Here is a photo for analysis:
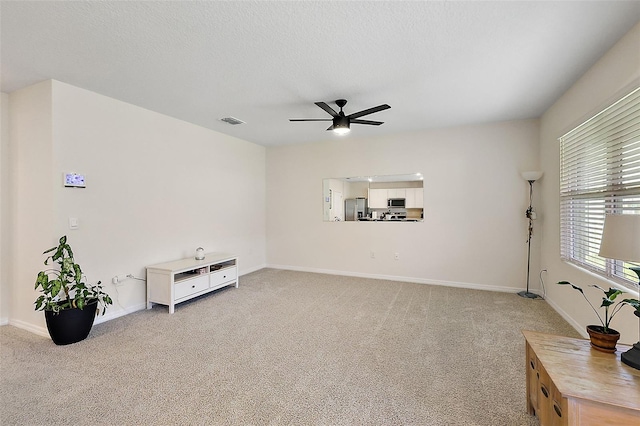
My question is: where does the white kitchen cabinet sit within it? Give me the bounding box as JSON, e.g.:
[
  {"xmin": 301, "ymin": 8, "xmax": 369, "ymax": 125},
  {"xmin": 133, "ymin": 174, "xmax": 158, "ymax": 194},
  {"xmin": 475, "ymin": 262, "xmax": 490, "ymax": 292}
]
[
  {"xmin": 405, "ymin": 188, "xmax": 424, "ymax": 208},
  {"xmin": 387, "ymin": 188, "xmax": 406, "ymax": 199},
  {"xmin": 369, "ymin": 187, "xmax": 423, "ymax": 209},
  {"xmin": 368, "ymin": 188, "xmax": 388, "ymax": 208},
  {"xmin": 146, "ymin": 252, "xmax": 238, "ymax": 314}
]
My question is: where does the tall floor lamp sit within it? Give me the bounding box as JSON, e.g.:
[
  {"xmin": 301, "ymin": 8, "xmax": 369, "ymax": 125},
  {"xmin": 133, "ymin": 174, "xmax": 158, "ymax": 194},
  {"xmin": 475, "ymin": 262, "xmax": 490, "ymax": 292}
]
[
  {"xmin": 518, "ymin": 171, "xmax": 543, "ymax": 299},
  {"xmin": 598, "ymin": 214, "xmax": 640, "ymax": 370}
]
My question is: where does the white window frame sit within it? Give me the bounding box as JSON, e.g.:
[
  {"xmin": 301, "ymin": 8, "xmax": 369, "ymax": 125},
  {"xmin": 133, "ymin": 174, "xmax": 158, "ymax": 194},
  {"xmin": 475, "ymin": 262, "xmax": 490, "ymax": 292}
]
[{"xmin": 559, "ymin": 87, "xmax": 640, "ymax": 290}]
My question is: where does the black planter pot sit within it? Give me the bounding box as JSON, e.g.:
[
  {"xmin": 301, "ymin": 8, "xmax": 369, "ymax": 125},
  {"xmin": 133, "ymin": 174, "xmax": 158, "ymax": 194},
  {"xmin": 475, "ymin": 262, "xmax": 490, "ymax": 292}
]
[{"xmin": 44, "ymin": 300, "xmax": 98, "ymax": 345}]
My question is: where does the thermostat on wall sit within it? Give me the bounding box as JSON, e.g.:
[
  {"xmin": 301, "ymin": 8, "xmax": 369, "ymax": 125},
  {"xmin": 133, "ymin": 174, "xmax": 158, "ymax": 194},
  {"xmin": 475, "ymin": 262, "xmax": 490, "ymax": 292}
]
[{"xmin": 63, "ymin": 173, "xmax": 86, "ymax": 188}]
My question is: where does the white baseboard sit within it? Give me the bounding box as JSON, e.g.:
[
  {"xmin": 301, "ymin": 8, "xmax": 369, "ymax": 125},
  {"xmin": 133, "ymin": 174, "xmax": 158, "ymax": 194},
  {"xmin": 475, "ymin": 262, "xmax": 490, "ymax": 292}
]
[
  {"xmin": 241, "ymin": 263, "xmax": 267, "ymax": 276},
  {"xmin": 8, "ymin": 318, "xmax": 49, "ymax": 338},
  {"xmin": 543, "ymin": 296, "xmax": 589, "ymax": 339},
  {"xmin": 94, "ymin": 302, "xmax": 147, "ymax": 325},
  {"xmin": 266, "ymin": 264, "xmax": 525, "ymax": 294},
  {"xmin": 0, "ymin": 317, "xmax": 8, "ymax": 326}
]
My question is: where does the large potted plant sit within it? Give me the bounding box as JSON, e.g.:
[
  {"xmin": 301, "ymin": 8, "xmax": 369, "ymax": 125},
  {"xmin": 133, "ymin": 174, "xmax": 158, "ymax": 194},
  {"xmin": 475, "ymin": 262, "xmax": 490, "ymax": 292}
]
[
  {"xmin": 557, "ymin": 281, "xmax": 637, "ymax": 352},
  {"xmin": 34, "ymin": 236, "xmax": 112, "ymax": 345}
]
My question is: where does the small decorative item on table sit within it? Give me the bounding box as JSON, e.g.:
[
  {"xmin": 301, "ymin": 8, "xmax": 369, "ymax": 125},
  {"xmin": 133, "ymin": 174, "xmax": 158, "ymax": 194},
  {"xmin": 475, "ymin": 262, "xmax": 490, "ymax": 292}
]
[{"xmin": 195, "ymin": 247, "xmax": 205, "ymax": 260}]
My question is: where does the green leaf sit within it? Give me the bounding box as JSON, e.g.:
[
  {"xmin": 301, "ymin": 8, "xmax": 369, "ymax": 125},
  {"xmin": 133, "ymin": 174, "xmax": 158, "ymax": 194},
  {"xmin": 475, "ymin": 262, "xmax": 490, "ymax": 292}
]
[
  {"xmin": 62, "ymin": 258, "xmax": 72, "ymax": 274},
  {"xmin": 50, "ymin": 279, "xmax": 62, "ymax": 297},
  {"xmin": 35, "ymin": 271, "xmax": 48, "ymax": 289},
  {"xmin": 604, "ymin": 287, "xmax": 623, "ymax": 300},
  {"xmin": 600, "ymin": 298, "xmax": 614, "ymax": 308},
  {"xmin": 623, "ymin": 299, "xmax": 640, "ymax": 310},
  {"xmin": 34, "ymin": 296, "xmax": 44, "ymax": 311},
  {"xmin": 42, "ymin": 246, "xmax": 56, "ymax": 255},
  {"xmin": 558, "ymin": 281, "xmax": 584, "ymax": 293},
  {"xmin": 52, "ymin": 246, "xmax": 63, "ymax": 262},
  {"xmin": 74, "ymin": 264, "xmax": 82, "ymax": 284}
]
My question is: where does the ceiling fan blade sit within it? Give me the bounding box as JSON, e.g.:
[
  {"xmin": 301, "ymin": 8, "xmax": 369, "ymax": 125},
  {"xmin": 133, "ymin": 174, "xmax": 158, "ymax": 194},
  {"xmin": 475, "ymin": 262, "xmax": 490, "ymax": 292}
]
[
  {"xmin": 289, "ymin": 118, "xmax": 333, "ymax": 122},
  {"xmin": 347, "ymin": 104, "xmax": 391, "ymax": 119},
  {"xmin": 351, "ymin": 119, "xmax": 384, "ymax": 126},
  {"xmin": 315, "ymin": 102, "xmax": 339, "ymax": 117}
]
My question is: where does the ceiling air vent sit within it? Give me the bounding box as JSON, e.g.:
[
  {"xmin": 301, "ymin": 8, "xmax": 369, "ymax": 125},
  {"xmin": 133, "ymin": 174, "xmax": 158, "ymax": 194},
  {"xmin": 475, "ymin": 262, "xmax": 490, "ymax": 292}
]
[{"xmin": 219, "ymin": 116, "xmax": 245, "ymax": 125}]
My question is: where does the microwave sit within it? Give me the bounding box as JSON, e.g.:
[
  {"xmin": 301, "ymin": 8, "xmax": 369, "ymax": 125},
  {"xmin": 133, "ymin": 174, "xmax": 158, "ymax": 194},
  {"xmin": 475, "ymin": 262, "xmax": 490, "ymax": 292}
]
[{"xmin": 388, "ymin": 198, "xmax": 406, "ymax": 208}]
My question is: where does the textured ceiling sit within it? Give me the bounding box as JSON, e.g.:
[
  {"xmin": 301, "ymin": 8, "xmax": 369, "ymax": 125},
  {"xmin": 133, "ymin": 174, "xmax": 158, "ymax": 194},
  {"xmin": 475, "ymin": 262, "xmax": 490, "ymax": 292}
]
[{"xmin": 1, "ymin": 1, "xmax": 639, "ymax": 146}]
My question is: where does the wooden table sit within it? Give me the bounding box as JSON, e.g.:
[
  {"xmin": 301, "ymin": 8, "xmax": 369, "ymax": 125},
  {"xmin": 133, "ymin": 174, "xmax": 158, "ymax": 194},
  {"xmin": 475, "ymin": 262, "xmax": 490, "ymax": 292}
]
[{"xmin": 522, "ymin": 330, "xmax": 640, "ymax": 425}]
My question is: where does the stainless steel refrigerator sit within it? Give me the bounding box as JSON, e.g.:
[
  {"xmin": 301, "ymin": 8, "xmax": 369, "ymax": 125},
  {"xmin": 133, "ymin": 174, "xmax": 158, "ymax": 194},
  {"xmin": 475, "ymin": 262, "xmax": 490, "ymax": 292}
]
[{"xmin": 345, "ymin": 198, "xmax": 368, "ymax": 221}]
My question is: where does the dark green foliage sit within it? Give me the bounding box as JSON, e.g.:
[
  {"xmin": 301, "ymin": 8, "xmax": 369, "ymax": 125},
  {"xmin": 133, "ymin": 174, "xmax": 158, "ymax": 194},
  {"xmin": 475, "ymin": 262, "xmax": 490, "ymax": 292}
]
[{"xmin": 34, "ymin": 236, "xmax": 112, "ymax": 315}]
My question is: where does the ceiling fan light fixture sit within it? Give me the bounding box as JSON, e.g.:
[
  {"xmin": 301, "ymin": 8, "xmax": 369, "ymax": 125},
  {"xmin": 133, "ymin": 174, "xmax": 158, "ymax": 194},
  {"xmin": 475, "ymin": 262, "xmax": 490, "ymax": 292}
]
[
  {"xmin": 290, "ymin": 98, "xmax": 389, "ymax": 135},
  {"xmin": 333, "ymin": 125, "xmax": 350, "ymax": 135},
  {"xmin": 333, "ymin": 116, "xmax": 350, "ymax": 135}
]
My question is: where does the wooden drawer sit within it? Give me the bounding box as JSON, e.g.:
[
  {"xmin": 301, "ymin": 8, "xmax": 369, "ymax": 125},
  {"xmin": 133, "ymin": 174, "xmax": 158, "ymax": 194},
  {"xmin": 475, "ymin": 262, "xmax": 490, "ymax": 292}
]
[
  {"xmin": 537, "ymin": 363, "xmax": 567, "ymax": 426},
  {"xmin": 526, "ymin": 343, "xmax": 539, "ymax": 414},
  {"xmin": 174, "ymin": 274, "xmax": 209, "ymax": 300},
  {"xmin": 210, "ymin": 267, "xmax": 237, "ymax": 287},
  {"xmin": 549, "ymin": 382, "xmax": 567, "ymax": 426}
]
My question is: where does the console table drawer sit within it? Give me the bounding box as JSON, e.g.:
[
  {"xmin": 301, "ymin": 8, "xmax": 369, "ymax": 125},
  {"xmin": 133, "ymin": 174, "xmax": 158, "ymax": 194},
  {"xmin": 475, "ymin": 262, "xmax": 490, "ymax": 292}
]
[
  {"xmin": 211, "ymin": 267, "xmax": 237, "ymax": 287},
  {"xmin": 175, "ymin": 275, "xmax": 209, "ymax": 300}
]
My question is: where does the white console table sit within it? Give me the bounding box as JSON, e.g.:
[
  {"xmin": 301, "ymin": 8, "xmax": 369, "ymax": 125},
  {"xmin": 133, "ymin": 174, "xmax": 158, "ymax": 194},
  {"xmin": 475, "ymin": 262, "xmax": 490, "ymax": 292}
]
[{"xmin": 146, "ymin": 252, "xmax": 238, "ymax": 313}]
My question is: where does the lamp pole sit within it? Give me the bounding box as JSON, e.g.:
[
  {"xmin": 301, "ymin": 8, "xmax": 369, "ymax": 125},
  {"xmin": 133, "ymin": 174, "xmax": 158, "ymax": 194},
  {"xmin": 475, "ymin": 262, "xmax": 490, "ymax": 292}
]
[
  {"xmin": 518, "ymin": 179, "xmax": 540, "ymax": 299},
  {"xmin": 518, "ymin": 171, "xmax": 543, "ymax": 299}
]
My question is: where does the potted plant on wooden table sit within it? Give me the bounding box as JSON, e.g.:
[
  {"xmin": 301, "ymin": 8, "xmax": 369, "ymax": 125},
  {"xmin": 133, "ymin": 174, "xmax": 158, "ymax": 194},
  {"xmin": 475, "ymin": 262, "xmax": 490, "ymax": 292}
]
[
  {"xmin": 557, "ymin": 281, "xmax": 637, "ymax": 353},
  {"xmin": 34, "ymin": 236, "xmax": 112, "ymax": 345}
]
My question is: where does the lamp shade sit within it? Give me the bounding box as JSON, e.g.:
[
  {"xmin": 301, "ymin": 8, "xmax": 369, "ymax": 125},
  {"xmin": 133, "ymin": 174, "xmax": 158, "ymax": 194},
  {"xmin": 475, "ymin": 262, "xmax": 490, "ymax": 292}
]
[
  {"xmin": 599, "ymin": 214, "xmax": 640, "ymax": 262},
  {"xmin": 521, "ymin": 171, "xmax": 543, "ymax": 182}
]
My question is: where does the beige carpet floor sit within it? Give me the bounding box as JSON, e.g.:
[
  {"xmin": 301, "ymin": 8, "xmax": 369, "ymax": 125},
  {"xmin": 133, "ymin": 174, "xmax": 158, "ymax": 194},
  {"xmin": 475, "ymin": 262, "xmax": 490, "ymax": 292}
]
[{"xmin": 1, "ymin": 268, "xmax": 580, "ymax": 425}]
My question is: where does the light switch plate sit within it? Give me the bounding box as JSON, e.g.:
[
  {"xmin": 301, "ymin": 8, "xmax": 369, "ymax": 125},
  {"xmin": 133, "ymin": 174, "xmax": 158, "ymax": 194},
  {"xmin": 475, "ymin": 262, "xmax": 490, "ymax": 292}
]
[{"xmin": 68, "ymin": 217, "xmax": 79, "ymax": 230}]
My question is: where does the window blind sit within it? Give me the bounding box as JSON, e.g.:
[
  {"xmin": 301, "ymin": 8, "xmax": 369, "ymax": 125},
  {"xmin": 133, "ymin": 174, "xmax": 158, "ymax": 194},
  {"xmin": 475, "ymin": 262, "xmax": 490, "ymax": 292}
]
[{"xmin": 559, "ymin": 87, "xmax": 640, "ymax": 288}]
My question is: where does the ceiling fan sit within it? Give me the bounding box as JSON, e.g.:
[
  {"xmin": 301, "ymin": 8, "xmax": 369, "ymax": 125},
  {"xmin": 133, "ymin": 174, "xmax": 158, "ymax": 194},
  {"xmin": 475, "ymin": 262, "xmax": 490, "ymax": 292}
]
[{"xmin": 290, "ymin": 99, "xmax": 391, "ymax": 135}]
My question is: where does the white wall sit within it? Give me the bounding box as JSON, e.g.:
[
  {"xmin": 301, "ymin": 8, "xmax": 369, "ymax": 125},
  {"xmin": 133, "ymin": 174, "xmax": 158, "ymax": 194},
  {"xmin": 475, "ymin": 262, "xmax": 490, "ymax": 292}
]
[
  {"xmin": 7, "ymin": 81, "xmax": 54, "ymax": 332},
  {"xmin": 539, "ymin": 22, "xmax": 640, "ymax": 345},
  {"xmin": 7, "ymin": 80, "xmax": 266, "ymax": 334},
  {"xmin": 0, "ymin": 92, "xmax": 10, "ymax": 324},
  {"xmin": 267, "ymin": 119, "xmax": 541, "ymax": 292}
]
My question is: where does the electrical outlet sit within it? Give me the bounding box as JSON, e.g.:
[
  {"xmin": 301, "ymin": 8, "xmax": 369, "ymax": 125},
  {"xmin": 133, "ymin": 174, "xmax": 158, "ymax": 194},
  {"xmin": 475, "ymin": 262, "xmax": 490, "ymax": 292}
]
[
  {"xmin": 394, "ymin": 252, "xmax": 400, "ymax": 260},
  {"xmin": 370, "ymin": 251, "xmax": 375, "ymax": 259}
]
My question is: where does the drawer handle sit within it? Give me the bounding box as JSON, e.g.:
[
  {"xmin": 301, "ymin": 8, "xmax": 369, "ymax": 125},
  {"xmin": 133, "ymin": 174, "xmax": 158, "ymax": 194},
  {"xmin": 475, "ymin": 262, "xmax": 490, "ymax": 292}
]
[
  {"xmin": 540, "ymin": 385, "xmax": 549, "ymax": 398},
  {"xmin": 191, "ymin": 285, "xmax": 195, "ymax": 289},
  {"xmin": 223, "ymin": 275, "xmax": 226, "ymax": 278},
  {"xmin": 530, "ymin": 360, "xmax": 535, "ymax": 370},
  {"xmin": 553, "ymin": 403, "xmax": 562, "ymax": 417}
]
